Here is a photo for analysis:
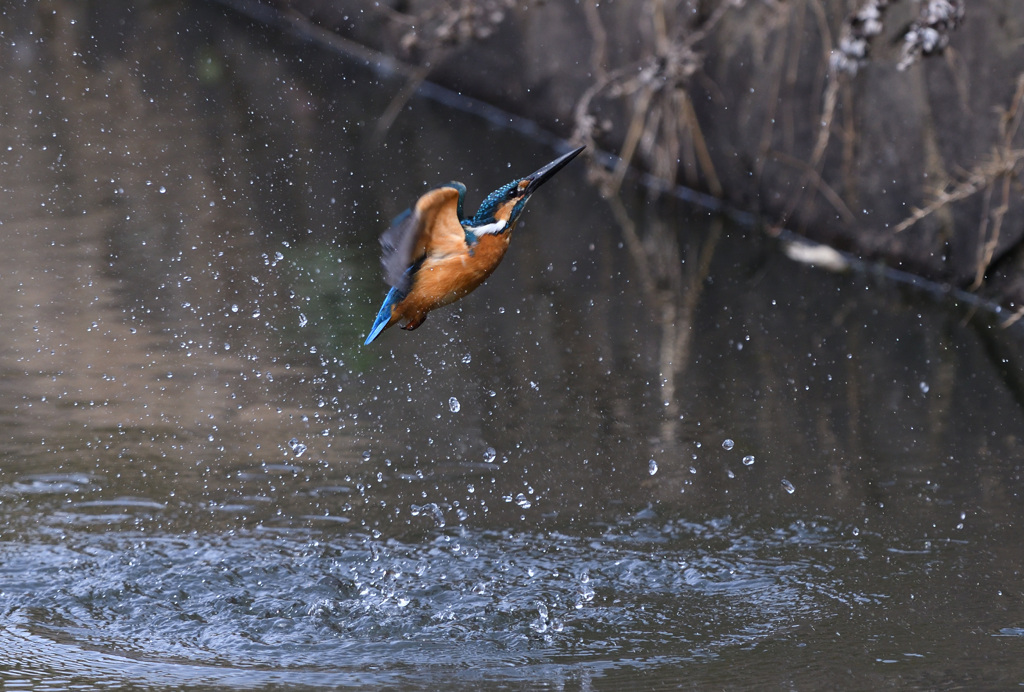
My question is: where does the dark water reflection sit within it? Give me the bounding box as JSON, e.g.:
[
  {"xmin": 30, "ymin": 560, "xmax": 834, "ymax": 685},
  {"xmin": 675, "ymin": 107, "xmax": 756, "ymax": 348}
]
[{"xmin": 2, "ymin": 2, "xmax": 1024, "ymax": 689}]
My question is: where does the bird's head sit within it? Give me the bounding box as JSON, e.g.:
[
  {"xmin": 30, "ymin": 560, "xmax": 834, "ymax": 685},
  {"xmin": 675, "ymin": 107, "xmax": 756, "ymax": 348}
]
[{"xmin": 464, "ymin": 146, "xmax": 585, "ymax": 238}]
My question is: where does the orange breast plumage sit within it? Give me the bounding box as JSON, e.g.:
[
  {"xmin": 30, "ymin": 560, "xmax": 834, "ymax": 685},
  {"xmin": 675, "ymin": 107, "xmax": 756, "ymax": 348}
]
[{"xmin": 391, "ymin": 233, "xmax": 512, "ymax": 330}]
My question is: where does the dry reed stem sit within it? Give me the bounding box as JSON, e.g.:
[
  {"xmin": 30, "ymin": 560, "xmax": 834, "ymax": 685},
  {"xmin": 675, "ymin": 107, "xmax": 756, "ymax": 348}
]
[
  {"xmin": 1001, "ymin": 305, "xmax": 1024, "ymax": 328},
  {"xmin": 772, "ymin": 0, "xmax": 840, "ymax": 232},
  {"xmin": 890, "ymin": 151, "xmax": 1024, "ymax": 235},
  {"xmin": 574, "ymin": 0, "xmax": 741, "ymax": 198},
  {"xmin": 373, "ymin": 0, "xmax": 523, "ymax": 140},
  {"xmin": 969, "ymin": 74, "xmax": 1024, "ymax": 289},
  {"xmin": 770, "ymin": 150, "xmax": 857, "ymax": 225}
]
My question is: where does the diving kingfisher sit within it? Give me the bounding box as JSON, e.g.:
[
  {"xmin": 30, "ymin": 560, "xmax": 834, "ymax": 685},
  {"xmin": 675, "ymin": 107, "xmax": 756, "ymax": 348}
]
[{"xmin": 364, "ymin": 145, "xmax": 585, "ymax": 344}]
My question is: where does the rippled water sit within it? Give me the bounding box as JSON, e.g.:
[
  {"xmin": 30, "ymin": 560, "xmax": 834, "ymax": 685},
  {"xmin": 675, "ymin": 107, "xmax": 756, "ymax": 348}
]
[
  {"xmin": 3, "ymin": 2, "xmax": 1024, "ymax": 689},
  {"xmin": 1, "ymin": 518, "xmax": 867, "ymax": 686}
]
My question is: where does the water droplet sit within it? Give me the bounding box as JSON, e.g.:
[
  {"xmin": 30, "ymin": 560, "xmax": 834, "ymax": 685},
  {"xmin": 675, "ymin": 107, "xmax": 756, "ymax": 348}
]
[
  {"xmin": 448, "ymin": 397, "xmax": 461, "ymax": 413},
  {"xmin": 742, "ymin": 455, "xmax": 755, "ymax": 466},
  {"xmin": 919, "ymin": 381, "xmax": 930, "ymax": 394},
  {"xmin": 781, "ymin": 478, "xmax": 795, "ymax": 494},
  {"xmin": 483, "ymin": 447, "xmax": 497, "ymax": 463},
  {"xmin": 411, "ymin": 502, "xmax": 445, "ymax": 527},
  {"xmin": 726, "ymin": 469, "xmax": 735, "ymax": 479},
  {"xmin": 515, "ymin": 493, "xmax": 532, "ymax": 509},
  {"xmin": 288, "ymin": 438, "xmax": 307, "ymax": 457},
  {"xmin": 722, "ymin": 438, "xmax": 735, "ymax": 450},
  {"xmin": 461, "ymin": 353, "xmax": 472, "ymax": 364},
  {"xmin": 298, "ymin": 313, "xmax": 308, "ymax": 327},
  {"xmin": 576, "ymin": 570, "xmax": 595, "ymax": 606},
  {"xmin": 648, "ymin": 459, "xmax": 658, "ymax": 475},
  {"xmin": 531, "ymin": 602, "xmax": 549, "ymax": 632}
]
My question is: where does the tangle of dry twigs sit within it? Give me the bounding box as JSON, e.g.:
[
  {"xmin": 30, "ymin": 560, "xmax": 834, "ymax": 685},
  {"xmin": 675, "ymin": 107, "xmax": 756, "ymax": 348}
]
[
  {"xmin": 893, "ymin": 73, "xmax": 1024, "ymax": 294},
  {"xmin": 572, "ymin": 0, "xmax": 743, "ymax": 198}
]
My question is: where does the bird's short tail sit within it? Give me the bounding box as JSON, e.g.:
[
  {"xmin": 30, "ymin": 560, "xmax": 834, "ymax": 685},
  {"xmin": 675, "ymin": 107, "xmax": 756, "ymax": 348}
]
[{"xmin": 364, "ymin": 286, "xmax": 404, "ymax": 345}]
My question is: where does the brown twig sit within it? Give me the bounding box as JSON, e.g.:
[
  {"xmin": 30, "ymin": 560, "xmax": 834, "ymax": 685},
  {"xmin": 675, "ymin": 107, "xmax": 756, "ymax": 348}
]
[
  {"xmin": 573, "ymin": 0, "xmax": 741, "ymax": 198},
  {"xmin": 374, "ymin": 0, "xmax": 523, "ymax": 141},
  {"xmin": 769, "ymin": 150, "xmax": 858, "ymax": 225},
  {"xmin": 893, "ymin": 144, "xmax": 1024, "ymax": 236}
]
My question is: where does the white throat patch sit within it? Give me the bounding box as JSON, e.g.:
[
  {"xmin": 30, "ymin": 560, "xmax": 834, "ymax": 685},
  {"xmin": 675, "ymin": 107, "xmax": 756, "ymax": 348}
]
[{"xmin": 469, "ymin": 219, "xmax": 508, "ymax": 236}]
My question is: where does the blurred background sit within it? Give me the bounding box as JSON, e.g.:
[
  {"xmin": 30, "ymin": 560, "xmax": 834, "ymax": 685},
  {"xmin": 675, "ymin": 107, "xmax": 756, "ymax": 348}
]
[
  {"xmin": 256, "ymin": 0, "xmax": 1024, "ymax": 309},
  {"xmin": 2, "ymin": 1, "xmax": 1024, "ymax": 689}
]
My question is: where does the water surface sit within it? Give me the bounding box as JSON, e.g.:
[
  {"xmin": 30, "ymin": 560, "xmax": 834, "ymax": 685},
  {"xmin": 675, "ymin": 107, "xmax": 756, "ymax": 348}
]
[{"xmin": 2, "ymin": 2, "xmax": 1024, "ymax": 689}]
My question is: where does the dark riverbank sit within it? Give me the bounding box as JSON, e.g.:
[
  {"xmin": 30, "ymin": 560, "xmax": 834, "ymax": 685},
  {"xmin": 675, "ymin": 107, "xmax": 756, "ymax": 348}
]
[{"xmin": 220, "ymin": 0, "xmax": 1024, "ymax": 316}]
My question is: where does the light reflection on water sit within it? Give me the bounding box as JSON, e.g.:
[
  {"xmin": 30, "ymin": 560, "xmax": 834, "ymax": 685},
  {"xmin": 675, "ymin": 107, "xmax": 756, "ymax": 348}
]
[{"xmin": 2, "ymin": 1, "xmax": 1024, "ymax": 689}]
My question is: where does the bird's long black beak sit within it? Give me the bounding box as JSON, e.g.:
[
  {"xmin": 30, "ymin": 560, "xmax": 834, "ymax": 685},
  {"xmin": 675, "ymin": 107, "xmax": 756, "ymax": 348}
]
[{"xmin": 523, "ymin": 145, "xmax": 585, "ymax": 195}]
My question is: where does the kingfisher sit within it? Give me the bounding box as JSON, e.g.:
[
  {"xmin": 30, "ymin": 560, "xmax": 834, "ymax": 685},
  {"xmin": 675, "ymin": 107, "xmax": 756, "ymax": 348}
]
[{"xmin": 364, "ymin": 145, "xmax": 585, "ymax": 345}]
